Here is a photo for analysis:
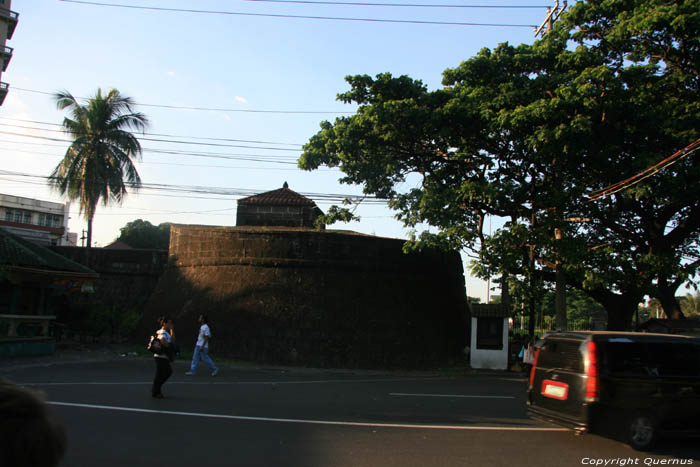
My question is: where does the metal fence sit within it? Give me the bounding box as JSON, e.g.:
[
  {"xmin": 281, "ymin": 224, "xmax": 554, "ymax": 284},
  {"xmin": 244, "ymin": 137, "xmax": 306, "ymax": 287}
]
[{"xmin": 511, "ymin": 316, "xmax": 596, "ymax": 335}]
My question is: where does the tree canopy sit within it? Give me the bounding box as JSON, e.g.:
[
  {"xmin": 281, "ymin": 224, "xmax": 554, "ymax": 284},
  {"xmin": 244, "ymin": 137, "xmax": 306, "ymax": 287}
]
[
  {"xmin": 50, "ymin": 88, "xmax": 149, "ymax": 248},
  {"xmin": 116, "ymin": 219, "xmax": 171, "ymax": 250},
  {"xmin": 299, "ymin": 0, "xmax": 700, "ymax": 330}
]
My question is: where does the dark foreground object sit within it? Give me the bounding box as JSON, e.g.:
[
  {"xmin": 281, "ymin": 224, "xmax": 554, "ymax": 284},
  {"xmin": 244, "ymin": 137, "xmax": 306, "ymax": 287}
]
[{"xmin": 527, "ymin": 331, "xmax": 700, "ymax": 450}]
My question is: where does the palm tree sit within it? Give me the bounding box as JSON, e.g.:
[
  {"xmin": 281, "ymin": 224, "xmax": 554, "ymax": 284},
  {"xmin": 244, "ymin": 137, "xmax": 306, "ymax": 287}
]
[
  {"xmin": 679, "ymin": 292, "xmax": 700, "ymax": 318},
  {"xmin": 50, "ymin": 88, "xmax": 149, "ymax": 248}
]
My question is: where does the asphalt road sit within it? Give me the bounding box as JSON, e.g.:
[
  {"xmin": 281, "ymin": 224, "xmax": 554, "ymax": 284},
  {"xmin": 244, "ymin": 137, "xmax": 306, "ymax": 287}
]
[{"xmin": 2, "ymin": 353, "xmax": 699, "ymax": 467}]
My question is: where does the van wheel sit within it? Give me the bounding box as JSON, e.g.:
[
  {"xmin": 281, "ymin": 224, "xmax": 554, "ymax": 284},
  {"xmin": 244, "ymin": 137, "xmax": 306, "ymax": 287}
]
[{"xmin": 627, "ymin": 413, "xmax": 657, "ymax": 451}]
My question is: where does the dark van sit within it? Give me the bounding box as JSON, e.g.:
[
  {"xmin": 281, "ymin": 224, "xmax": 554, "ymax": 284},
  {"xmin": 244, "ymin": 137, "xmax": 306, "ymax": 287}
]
[{"xmin": 526, "ymin": 331, "xmax": 700, "ymax": 450}]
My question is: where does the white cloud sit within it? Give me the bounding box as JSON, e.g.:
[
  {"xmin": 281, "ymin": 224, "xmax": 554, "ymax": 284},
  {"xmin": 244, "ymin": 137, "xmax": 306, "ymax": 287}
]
[
  {"xmin": 235, "ymin": 96, "xmax": 248, "ymax": 104},
  {"xmin": 166, "ymin": 71, "xmax": 176, "ymax": 77}
]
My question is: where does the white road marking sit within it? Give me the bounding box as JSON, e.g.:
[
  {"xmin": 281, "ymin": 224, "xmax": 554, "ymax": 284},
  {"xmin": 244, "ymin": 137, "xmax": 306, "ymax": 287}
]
[
  {"xmin": 390, "ymin": 393, "xmax": 516, "ymax": 399},
  {"xmin": 22, "ymin": 377, "xmax": 444, "ymax": 386},
  {"xmin": 46, "ymin": 401, "xmax": 566, "ymax": 431}
]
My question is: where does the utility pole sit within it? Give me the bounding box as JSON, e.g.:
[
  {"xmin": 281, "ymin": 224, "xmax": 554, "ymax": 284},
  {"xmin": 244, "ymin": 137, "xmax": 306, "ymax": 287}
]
[
  {"xmin": 486, "ymin": 215, "xmax": 492, "ymax": 303},
  {"xmin": 535, "ymin": 1, "xmax": 568, "ymax": 329},
  {"xmin": 554, "ymin": 227, "xmax": 566, "ymax": 331},
  {"xmin": 534, "ymin": 1, "xmax": 567, "ymax": 38},
  {"xmin": 528, "ymin": 207, "xmax": 537, "ymax": 340}
]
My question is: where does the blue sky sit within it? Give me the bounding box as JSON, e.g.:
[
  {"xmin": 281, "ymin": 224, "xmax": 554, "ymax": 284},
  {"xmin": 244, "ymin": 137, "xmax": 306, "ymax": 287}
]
[{"xmin": 1, "ymin": 0, "xmax": 554, "ymax": 301}]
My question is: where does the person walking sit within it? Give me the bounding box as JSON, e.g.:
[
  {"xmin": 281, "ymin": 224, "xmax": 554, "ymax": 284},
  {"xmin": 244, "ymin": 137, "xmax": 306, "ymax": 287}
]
[
  {"xmin": 185, "ymin": 315, "xmax": 218, "ymax": 376},
  {"xmin": 152, "ymin": 316, "xmax": 174, "ymax": 398}
]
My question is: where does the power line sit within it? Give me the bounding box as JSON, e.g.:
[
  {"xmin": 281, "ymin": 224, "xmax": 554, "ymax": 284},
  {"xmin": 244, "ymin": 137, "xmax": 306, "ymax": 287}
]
[
  {"xmin": 0, "ymin": 117, "xmax": 304, "ymax": 147},
  {"xmin": 12, "ymin": 87, "xmax": 353, "ymax": 115},
  {"xmin": 0, "ymin": 138, "xmax": 301, "ymax": 165},
  {"xmin": 587, "ymin": 138, "xmax": 700, "ymax": 201},
  {"xmin": 58, "ymin": 0, "xmax": 537, "ymax": 28},
  {"xmin": 245, "ymin": 0, "xmax": 550, "ymax": 8},
  {"xmin": 0, "ymin": 129, "xmax": 302, "ymax": 154},
  {"xmin": 0, "ymin": 145, "xmax": 321, "ymax": 171},
  {"xmin": 0, "ymin": 169, "xmax": 389, "ymax": 204}
]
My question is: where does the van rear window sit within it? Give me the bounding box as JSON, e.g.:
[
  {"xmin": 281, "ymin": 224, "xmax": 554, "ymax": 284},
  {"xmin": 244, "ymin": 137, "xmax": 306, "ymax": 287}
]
[
  {"xmin": 605, "ymin": 343, "xmax": 649, "ymax": 376},
  {"xmin": 649, "ymin": 343, "xmax": 700, "ymax": 377},
  {"xmin": 537, "ymin": 340, "xmax": 584, "ymax": 372},
  {"xmin": 605, "ymin": 342, "xmax": 700, "ymax": 377}
]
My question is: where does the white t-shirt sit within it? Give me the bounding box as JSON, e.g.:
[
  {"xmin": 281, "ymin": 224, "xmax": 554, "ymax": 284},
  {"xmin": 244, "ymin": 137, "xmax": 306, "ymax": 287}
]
[
  {"xmin": 196, "ymin": 324, "xmax": 211, "ymax": 349},
  {"xmin": 155, "ymin": 329, "xmax": 171, "ymax": 359}
]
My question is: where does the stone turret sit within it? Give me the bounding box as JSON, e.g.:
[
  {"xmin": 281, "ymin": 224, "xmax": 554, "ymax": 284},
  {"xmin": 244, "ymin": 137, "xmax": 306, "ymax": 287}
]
[{"xmin": 236, "ymin": 182, "xmax": 324, "ymax": 228}]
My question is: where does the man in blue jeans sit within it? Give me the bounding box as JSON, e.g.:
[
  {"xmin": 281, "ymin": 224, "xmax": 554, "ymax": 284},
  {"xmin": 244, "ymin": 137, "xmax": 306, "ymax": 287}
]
[{"xmin": 185, "ymin": 314, "xmax": 219, "ymax": 376}]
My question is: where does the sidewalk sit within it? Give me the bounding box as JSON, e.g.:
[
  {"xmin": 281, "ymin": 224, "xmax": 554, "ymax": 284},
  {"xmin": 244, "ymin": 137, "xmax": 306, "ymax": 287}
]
[
  {"xmin": 0, "ymin": 342, "xmax": 136, "ymax": 372},
  {"xmin": 0, "ymin": 341, "xmax": 524, "ymax": 380}
]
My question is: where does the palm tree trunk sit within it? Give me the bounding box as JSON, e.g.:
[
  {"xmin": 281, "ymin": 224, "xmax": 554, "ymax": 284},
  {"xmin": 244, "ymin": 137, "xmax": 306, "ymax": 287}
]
[{"xmin": 86, "ymin": 214, "xmax": 94, "ymax": 249}]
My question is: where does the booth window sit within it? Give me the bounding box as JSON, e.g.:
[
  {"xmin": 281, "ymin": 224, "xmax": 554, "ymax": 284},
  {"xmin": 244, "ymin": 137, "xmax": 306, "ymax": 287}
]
[{"xmin": 476, "ymin": 317, "xmax": 503, "ymax": 350}]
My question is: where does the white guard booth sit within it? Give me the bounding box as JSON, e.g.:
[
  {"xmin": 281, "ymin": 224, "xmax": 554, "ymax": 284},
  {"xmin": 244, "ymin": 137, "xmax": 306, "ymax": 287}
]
[{"xmin": 469, "ymin": 304, "xmax": 509, "ymax": 370}]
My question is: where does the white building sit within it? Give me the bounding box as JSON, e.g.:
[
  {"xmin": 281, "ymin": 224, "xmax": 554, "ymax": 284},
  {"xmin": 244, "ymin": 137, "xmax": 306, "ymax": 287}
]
[
  {"xmin": 0, "ymin": 0, "xmax": 18, "ymax": 105},
  {"xmin": 0, "ymin": 194, "xmax": 76, "ymax": 246},
  {"xmin": 469, "ymin": 303, "xmax": 509, "ymax": 370}
]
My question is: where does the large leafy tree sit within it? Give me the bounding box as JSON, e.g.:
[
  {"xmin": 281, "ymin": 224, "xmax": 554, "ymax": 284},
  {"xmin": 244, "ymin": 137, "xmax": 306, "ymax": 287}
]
[
  {"xmin": 50, "ymin": 88, "xmax": 149, "ymax": 248},
  {"xmin": 299, "ymin": 0, "xmax": 700, "ymax": 330},
  {"xmin": 117, "ymin": 219, "xmax": 171, "ymax": 250}
]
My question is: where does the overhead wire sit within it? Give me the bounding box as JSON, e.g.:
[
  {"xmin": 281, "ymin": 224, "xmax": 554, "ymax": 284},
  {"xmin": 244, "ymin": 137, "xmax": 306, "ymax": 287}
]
[
  {"xmin": 0, "ymin": 142, "xmax": 303, "ymax": 168},
  {"xmin": 11, "ymin": 87, "xmax": 353, "ymax": 115},
  {"xmin": 587, "ymin": 138, "xmax": 700, "ymax": 201},
  {"xmin": 0, "ymin": 117, "xmax": 321, "ymax": 167},
  {"xmin": 244, "ymin": 0, "xmax": 550, "ymax": 8},
  {"xmin": 0, "ymin": 141, "xmax": 301, "ymax": 166},
  {"xmin": 0, "ymin": 145, "xmax": 321, "ymax": 171},
  {"xmin": 57, "ymin": 0, "xmax": 538, "ymax": 28},
  {"xmin": 0, "ymin": 169, "xmax": 389, "ymax": 204},
  {"xmin": 0, "ymin": 128, "xmax": 302, "ymax": 152},
  {"xmin": 0, "ymin": 118, "xmax": 304, "ymax": 147}
]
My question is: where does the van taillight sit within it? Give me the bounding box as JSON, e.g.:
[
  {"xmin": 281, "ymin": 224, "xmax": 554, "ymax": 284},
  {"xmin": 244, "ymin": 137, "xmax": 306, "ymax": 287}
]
[
  {"xmin": 529, "ymin": 347, "xmax": 541, "ymax": 387},
  {"xmin": 585, "ymin": 341, "xmax": 599, "ymax": 399}
]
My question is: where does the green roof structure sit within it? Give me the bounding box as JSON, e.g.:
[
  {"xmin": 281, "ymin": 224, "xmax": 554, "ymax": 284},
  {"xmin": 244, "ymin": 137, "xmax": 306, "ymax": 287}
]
[{"xmin": 0, "ymin": 228, "xmax": 96, "ymax": 277}]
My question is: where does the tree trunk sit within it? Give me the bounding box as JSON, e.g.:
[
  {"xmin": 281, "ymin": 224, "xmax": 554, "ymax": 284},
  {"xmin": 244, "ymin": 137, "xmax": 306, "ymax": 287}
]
[
  {"xmin": 657, "ymin": 284, "xmax": 685, "ymax": 320},
  {"xmin": 658, "ymin": 289, "xmax": 685, "ymax": 319},
  {"xmin": 555, "ymin": 262, "xmax": 567, "ymax": 330},
  {"xmin": 588, "ymin": 290, "xmax": 642, "ymax": 331},
  {"xmin": 605, "ymin": 302, "xmax": 637, "ymax": 330}
]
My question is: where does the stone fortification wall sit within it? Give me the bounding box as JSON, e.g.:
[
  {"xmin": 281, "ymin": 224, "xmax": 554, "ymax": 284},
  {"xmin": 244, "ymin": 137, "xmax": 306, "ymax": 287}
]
[
  {"xmin": 141, "ymin": 225, "xmax": 468, "ymax": 369},
  {"xmin": 51, "ymin": 247, "xmax": 168, "ymax": 277},
  {"xmin": 50, "ymin": 246, "xmax": 168, "ymax": 339}
]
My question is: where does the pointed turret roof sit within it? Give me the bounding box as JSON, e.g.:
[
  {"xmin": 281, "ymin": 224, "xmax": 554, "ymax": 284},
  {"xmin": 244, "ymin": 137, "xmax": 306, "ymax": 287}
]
[{"xmin": 237, "ymin": 182, "xmax": 318, "ymax": 207}]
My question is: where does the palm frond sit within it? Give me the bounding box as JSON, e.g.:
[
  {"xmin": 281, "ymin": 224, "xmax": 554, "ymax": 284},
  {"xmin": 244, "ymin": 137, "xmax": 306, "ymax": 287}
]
[{"xmin": 49, "ymin": 88, "xmax": 149, "ymax": 231}]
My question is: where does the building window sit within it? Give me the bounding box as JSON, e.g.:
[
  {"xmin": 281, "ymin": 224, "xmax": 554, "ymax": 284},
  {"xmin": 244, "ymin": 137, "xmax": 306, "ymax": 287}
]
[
  {"xmin": 53, "ymin": 216, "xmax": 62, "ymax": 227},
  {"xmin": 14, "ymin": 211, "xmax": 22, "ymax": 223},
  {"xmin": 23, "ymin": 212, "xmax": 32, "ymax": 224},
  {"xmin": 4, "ymin": 209, "xmax": 11, "ymax": 221},
  {"xmin": 476, "ymin": 317, "xmax": 504, "ymax": 350}
]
